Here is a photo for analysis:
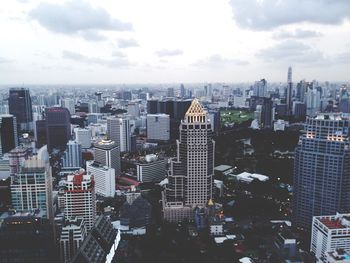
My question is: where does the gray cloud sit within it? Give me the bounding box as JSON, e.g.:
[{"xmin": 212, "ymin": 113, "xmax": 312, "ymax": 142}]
[
  {"xmin": 230, "ymin": 0, "xmax": 350, "ymax": 30},
  {"xmin": 156, "ymin": 49, "xmax": 183, "ymax": 57},
  {"xmin": 194, "ymin": 54, "xmax": 249, "ymax": 68},
  {"xmin": 256, "ymin": 40, "xmax": 327, "ymax": 64},
  {"xmin": 273, "ymin": 29, "xmax": 323, "ymax": 40},
  {"xmin": 29, "ymin": 1, "xmax": 133, "ymax": 40},
  {"xmin": 117, "ymin": 38, "xmax": 139, "ymax": 48},
  {"xmin": 334, "ymin": 52, "xmax": 350, "ymax": 64},
  {"xmin": 62, "ymin": 50, "xmax": 130, "ymax": 68}
]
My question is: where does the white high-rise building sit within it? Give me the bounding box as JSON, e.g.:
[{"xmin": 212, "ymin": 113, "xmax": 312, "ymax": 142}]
[
  {"xmin": 163, "ymin": 99, "xmax": 215, "ymax": 222},
  {"xmin": 93, "ymin": 139, "xmax": 120, "ymax": 176},
  {"xmin": 127, "ymin": 102, "xmax": 140, "ymax": 117},
  {"xmin": 86, "ymin": 160, "xmax": 115, "ymax": 197},
  {"xmin": 60, "ymin": 217, "xmax": 87, "ymax": 263},
  {"xmin": 62, "ymin": 140, "xmax": 82, "ymax": 168},
  {"xmin": 61, "ymin": 98, "xmax": 76, "ymax": 115},
  {"xmin": 147, "ymin": 114, "xmax": 170, "ymax": 141},
  {"xmin": 74, "ymin": 127, "xmax": 92, "ymax": 149},
  {"xmin": 63, "ymin": 170, "xmax": 96, "ymax": 231},
  {"xmin": 311, "ymin": 213, "xmax": 350, "ymax": 263},
  {"xmin": 107, "ymin": 116, "xmax": 131, "ymax": 152}
]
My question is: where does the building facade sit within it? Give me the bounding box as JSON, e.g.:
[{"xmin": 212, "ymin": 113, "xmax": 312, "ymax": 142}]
[
  {"xmin": 8, "ymin": 88, "xmax": 33, "ymax": 130},
  {"xmin": 292, "ymin": 113, "xmax": 350, "ymax": 229},
  {"xmin": 63, "ymin": 170, "xmax": 96, "ymax": 231},
  {"xmin": 147, "ymin": 114, "xmax": 170, "ymax": 141},
  {"xmin": 136, "ymin": 154, "xmax": 166, "ymax": 183},
  {"xmin": 62, "ymin": 140, "xmax": 82, "ymax": 169},
  {"xmin": 0, "ymin": 114, "xmax": 18, "ymax": 156},
  {"xmin": 74, "ymin": 128, "xmax": 91, "ymax": 149}
]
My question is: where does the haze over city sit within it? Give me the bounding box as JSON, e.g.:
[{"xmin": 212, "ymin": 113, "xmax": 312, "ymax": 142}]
[{"xmin": 1, "ymin": 0, "xmax": 350, "ymax": 84}]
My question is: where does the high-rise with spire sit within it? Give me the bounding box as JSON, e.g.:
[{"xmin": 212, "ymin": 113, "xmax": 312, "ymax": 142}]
[{"xmin": 162, "ymin": 99, "xmax": 215, "ymax": 222}]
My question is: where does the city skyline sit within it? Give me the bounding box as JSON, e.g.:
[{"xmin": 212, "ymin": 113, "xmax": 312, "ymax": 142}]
[{"xmin": 1, "ymin": 0, "xmax": 350, "ymax": 84}]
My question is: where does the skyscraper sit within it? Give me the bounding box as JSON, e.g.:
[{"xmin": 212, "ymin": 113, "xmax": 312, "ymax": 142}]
[
  {"xmin": 253, "ymin": 79, "xmax": 267, "ymax": 98},
  {"xmin": 147, "ymin": 114, "xmax": 170, "ymax": 141},
  {"xmin": 0, "ymin": 114, "xmax": 18, "ymax": 156},
  {"xmin": 61, "ymin": 98, "xmax": 76, "ymax": 115},
  {"xmin": 8, "ymin": 88, "xmax": 33, "ymax": 130},
  {"xmin": 107, "ymin": 116, "xmax": 131, "ymax": 152},
  {"xmin": 8, "ymin": 146, "xmax": 31, "ymax": 176},
  {"xmin": 286, "ymin": 66, "xmax": 293, "ymax": 116},
  {"xmin": 292, "ymin": 113, "xmax": 350, "ymax": 229},
  {"xmin": 11, "ymin": 157, "xmax": 53, "ymax": 220},
  {"xmin": 86, "ymin": 160, "xmax": 115, "ymax": 197},
  {"xmin": 46, "ymin": 107, "xmax": 71, "ymax": 153},
  {"xmin": 74, "ymin": 127, "xmax": 92, "ymax": 149},
  {"xmin": 163, "ymin": 99, "xmax": 215, "ymax": 222},
  {"xmin": 94, "ymin": 139, "xmax": 121, "ymax": 176},
  {"xmin": 61, "ymin": 140, "xmax": 82, "ymax": 169},
  {"xmin": 63, "ymin": 170, "xmax": 96, "ymax": 231}
]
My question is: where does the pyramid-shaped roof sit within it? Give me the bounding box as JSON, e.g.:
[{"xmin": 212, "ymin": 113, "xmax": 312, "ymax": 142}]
[{"xmin": 185, "ymin": 98, "xmax": 205, "ymax": 117}]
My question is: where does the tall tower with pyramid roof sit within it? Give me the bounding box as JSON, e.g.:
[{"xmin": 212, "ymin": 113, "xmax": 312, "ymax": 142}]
[{"xmin": 163, "ymin": 99, "xmax": 215, "ymax": 222}]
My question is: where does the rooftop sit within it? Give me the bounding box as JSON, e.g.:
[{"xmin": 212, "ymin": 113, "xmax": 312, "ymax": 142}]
[{"xmin": 316, "ymin": 213, "xmax": 350, "ymax": 229}]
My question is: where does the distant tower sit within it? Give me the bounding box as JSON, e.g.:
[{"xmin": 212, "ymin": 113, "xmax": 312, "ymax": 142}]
[
  {"xmin": 61, "ymin": 98, "xmax": 76, "ymax": 115},
  {"xmin": 286, "ymin": 66, "xmax": 293, "ymax": 115},
  {"xmin": 107, "ymin": 116, "xmax": 131, "ymax": 152},
  {"xmin": 8, "ymin": 88, "xmax": 33, "ymax": 131},
  {"xmin": 61, "ymin": 140, "xmax": 82, "ymax": 169},
  {"xmin": 292, "ymin": 113, "xmax": 350, "ymax": 229},
  {"xmin": 63, "ymin": 170, "xmax": 96, "ymax": 231},
  {"xmin": 163, "ymin": 99, "xmax": 215, "ymax": 222},
  {"xmin": 46, "ymin": 107, "xmax": 71, "ymax": 153},
  {"xmin": 0, "ymin": 114, "xmax": 18, "ymax": 156}
]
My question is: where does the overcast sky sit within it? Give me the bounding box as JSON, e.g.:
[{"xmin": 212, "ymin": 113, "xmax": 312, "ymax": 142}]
[{"xmin": 1, "ymin": 0, "xmax": 350, "ymax": 84}]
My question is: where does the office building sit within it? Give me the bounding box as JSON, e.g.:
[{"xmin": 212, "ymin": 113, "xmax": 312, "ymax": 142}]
[
  {"xmin": 61, "ymin": 140, "xmax": 82, "ymax": 169},
  {"xmin": 8, "ymin": 88, "xmax": 33, "ymax": 130},
  {"xmin": 86, "ymin": 160, "xmax": 115, "ymax": 197},
  {"xmin": 8, "ymin": 146, "xmax": 31, "ymax": 176},
  {"xmin": 147, "ymin": 114, "xmax": 170, "ymax": 141},
  {"xmin": 292, "ymin": 113, "xmax": 350, "ymax": 229},
  {"xmin": 167, "ymin": 87, "xmax": 175, "ymax": 97},
  {"xmin": 293, "ymin": 101, "xmax": 307, "ymax": 120},
  {"xmin": 253, "ymin": 79, "xmax": 267, "ymax": 97},
  {"xmin": 0, "ymin": 114, "xmax": 18, "ymax": 156},
  {"xmin": 311, "ymin": 213, "xmax": 350, "ymax": 262},
  {"xmin": 127, "ymin": 102, "xmax": 140, "ymax": 117},
  {"xmin": 163, "ymin": 99, "xmax": 215, "ymax": 222},
  {"xmin": 35, "ymin": 119, "xmax": 47, "ymax": 148},
  {"xmin": 63, "ymin": 170, "xmax": 96, "ymax": 231},
  {"xmin": 94, "ymin": 139, "xmax": 120, "ymax": 176},
  {"xmin": 74, "ymin": 128, "xmax": 91, "ymax": 149},
  {"xmin": 11, "ymin": 157, "xmax": 53, "ymax": 220},
  {"xmin": 61, "ymin": 98, "xmax": 76, "ymax": 115},
  {"xmin": 249, "ymin": 96, "xmax": 274, "ymax": 128},
  {"xmin": 46, "ymin": 107, "xmax": 71, "ymax": 153},
  {"xmin": 136, "ymin": 154, "xmax": 166, "ymax": 183},
  {"xmin": 107, "ymin": 116, "xmax": 131, "ymax": 152},
  {"xmin": 60, "ymin": 217, "xmax": 87, "ymax": 263}
]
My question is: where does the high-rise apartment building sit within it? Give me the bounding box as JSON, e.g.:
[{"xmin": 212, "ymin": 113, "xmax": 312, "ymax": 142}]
[
  {"xmin": 93, "ymin": 139, "xmax": 120, "ymax": 176},
  {"xmin": 292, "ymin": 113, "xmax": 350, "ymax": 230},
  {"xmin": 63, "ymin": 170, "xmax": 96, "ymax": 231},
  {"xmin": 163, "ymin": 99, "xmax": 215, "ymax": 222},
  {"xmin": 46, "ymin": 107, "xmax": 71, "ymax": 153},
  {"xmin": 147, "ymin": 114, "xmax": 170, "ymax": 141},
  {"xmin": 8, "ymin": 88, "xmax": 33, "ymax": 130},
  {"xmin": 62, "ymin": 140, "xmax": 82, "ymax": 169},
  {"xmin": 86, "ymin": 161, "xmax": 115, "ymax": 198},
  {"xmin": 11, "ymin": 157, "xmax": 53, "ymax": 220},
  {"xmin": 0, "ymin": 114, "xmax": 18, "ymax": 156}
]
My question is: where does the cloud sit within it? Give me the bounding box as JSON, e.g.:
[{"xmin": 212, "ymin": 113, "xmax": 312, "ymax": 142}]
[
  {"xmin": 273, "ymin": 29, "xmax": 323, "ymax": 40},
  {"xmin": 156, "ymin": 49, "xmax": 183, "ymax": 57},
  {"xmin": 29, "ymin": 1, "xmax": 133, "ymax": 40},
  {"xmin": 0, "ymin": 57, "xmax": 13, "ymax": 63},
  {"xmin": 62, "ymin": 50, "xmax": 130, "ymax": 68},
  {"xmin": 256, "ymin": 40, "xmax": 327, "ymax": 64},
  {"xmin": 229, "ymin": 0, "xmax": 350, "ymax": 30},
  {"xmin": 193, "ymin": 54, "xmax": 249, "ymax": 68},
  {"xmin": 334, "ymin": 52, "xmax": 350, "ymax": 64},
  {"xmin": 112, "ymin": 51, "xmax": 127, "ymax": 58},
  {"xmin": 117, "ymin": 38, "xmax": 139, "ymax": 48}
]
